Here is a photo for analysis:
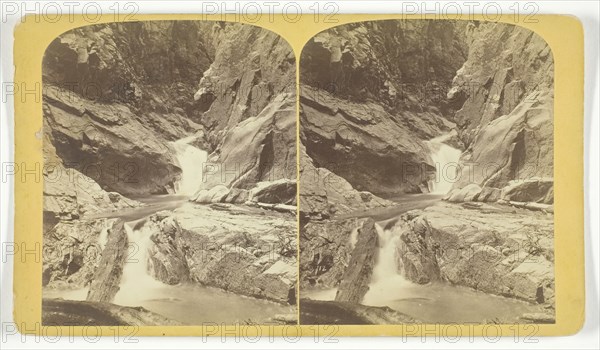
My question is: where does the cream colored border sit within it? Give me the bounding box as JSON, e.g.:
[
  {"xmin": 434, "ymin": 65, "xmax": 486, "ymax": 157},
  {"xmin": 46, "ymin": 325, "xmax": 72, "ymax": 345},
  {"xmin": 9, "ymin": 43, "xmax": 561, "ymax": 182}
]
[{"xmin": 14, "ymin": 14, "xmax": 584, "ymax": 336}]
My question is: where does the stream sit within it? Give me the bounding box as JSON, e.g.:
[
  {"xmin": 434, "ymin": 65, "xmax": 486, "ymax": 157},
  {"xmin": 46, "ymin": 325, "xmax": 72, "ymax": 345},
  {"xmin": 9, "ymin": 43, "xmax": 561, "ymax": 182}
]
[
  {"xmin": 44, "ymin": 136, "xmax": 293, "ymax": 325},
  {"xmin": 305, "ymin": 132, "xmax": 545, "ymax": 323}
]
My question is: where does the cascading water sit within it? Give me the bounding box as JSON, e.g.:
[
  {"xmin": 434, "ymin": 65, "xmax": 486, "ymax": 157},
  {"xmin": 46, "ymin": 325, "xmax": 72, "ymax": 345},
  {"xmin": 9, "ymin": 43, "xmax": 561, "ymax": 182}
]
[
  {"xmin": 113, "ymin": 222, "xmax": 165, "ymax": 306},
  {"xmin": 171, "ymin": 136, "xmax": 208, "ymax": 196},
  {"xmin": 362, "ymin": 223, "xmax": 411, "ymax": 306},
  {"xmin": 425, "ymin": 131, "xmax": 462, "ymax": 195}
]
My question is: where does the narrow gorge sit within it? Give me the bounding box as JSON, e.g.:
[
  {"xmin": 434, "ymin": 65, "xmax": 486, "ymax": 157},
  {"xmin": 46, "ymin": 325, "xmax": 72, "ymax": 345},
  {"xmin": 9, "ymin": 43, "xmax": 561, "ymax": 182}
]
[
  {"xmin": 42, "ymin": 21, "xmax": 297, "ymax": 326},
  {"xmin": 299, "ymin": 20, "xmax": 555, "ymax": 325}
]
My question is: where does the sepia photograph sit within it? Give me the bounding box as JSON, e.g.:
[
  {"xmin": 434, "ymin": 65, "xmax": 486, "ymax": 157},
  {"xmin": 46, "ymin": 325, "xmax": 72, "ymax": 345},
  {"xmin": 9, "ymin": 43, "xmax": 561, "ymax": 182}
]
[
  {"xmin": 41, "ymin": 21, "xmax": 298, "ymax": 326},
  {"xmin": 299, "ymin": 20, "xmax": 555, "ymax": 325}
]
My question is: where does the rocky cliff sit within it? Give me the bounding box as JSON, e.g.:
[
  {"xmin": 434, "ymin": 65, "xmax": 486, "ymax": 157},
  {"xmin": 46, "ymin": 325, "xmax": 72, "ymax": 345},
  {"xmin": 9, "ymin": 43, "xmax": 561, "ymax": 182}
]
[
  {"xmin": 193, "ymin": 24, "xmax": 296, "ymax": 190},
  {"xmin": 43, "ymin": 22, "xmax": 298, "ymax": 319},
  {"xmin": 448, "ymin": 22, "xmax": 554, "ymax": 202},
  {"xmin": 300, "ymin": 20, "xmax": 469, "ymax": 205}
]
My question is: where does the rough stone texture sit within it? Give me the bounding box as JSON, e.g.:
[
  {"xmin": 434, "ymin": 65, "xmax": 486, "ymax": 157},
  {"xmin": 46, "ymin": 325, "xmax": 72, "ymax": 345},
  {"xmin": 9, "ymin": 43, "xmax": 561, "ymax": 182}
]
[
  {"xmin": 445, "ymin": 183, "xmax": 482, "ymax": 202},
  {"xmin": 301, "ymin": 87, "xmax": 435, "ymax": 196},
  {"xmin": 335, "ymin": 219, "xmax": 378, "ymax": 303},
  {"xmin": 300, "ymin": 144, "xmax": 392, "ymax": 221},
  {"xmin": 449, "ymin": 23, "xmax": 554, "ymax": 194},
  {"xmin": 249, "ymin": 179, "xmax": 297, "ymax": 205},
  {"xmin": 86, "ymin": 220, "xmax": 128, "ymax": 302},
  {"xmin": 44, "ymin": 21, "xmax": 296, "ymax": 197},
  {"xmin": 396, "ymin": 202, "xmax": 554, "ymax": 306},
  {"xmin": 147, "ymin": 203, "xmax": 297, "ymax": 305},
  {"xmin": 299, "ymin": 299, "xmax": 417, "ymax": 325},
  {"xmin": 195, "ymin": 25, "xmax": 296, "ymax": 192},
  {"xmin": 42, "ymin": 218, "xmax": 119, "ymax": 289},
  {"xmin": 300, "ymin": 20, "xmax": 469, "ymax": 199},
  {"xmin": 43, "ymin": 298, "xmax": 180, "ymax": 326},
  {"xmin": 501, "ymin": 178, "xmax": 554, "ymax": 204},
  {"xmin": 300, "ymin": 218, "xmax": 377, "ymax": 293}
]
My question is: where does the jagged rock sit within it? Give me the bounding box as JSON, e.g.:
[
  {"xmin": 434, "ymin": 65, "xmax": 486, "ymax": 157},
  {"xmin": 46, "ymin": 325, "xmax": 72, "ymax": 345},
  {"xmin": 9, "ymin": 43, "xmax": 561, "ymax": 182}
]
[
  {"xmin": 300, "ymin": 218, "xmax": 377, "ymax": 293},
  {"xmin": 301, "ymin": 87, "xmax": 435, "ymax": 196},
  {"xmin": 300, "ymin": 144, "xmax": 392, "ymax": 221},
  {"xmin": 194, "ymin": 24, "xmax": 296, "ymax": 190},
  {"xmin": 501, "ymin": 178, "xmax": 554, "ymax": 204},
  {"xmin": 43, "ymin": 164, "xmax": 141, "ymax": 221},
  {"xmin": 396, "ymin": 202, "xmax": 554, "ymax": 305},
  {"xmin": 86, "ymin": 220, "xmax": 128, "ymax": 302},
  {"xmin": 200, "ymin": 93, "xmax": 297, "ymax": 191},
  {"xmin": 300, "ymin": 20, "xmax": 470, "ymax": 197},
  {"xmin": 450, "ymin": 23, "xmax": 554, "ymax": 192},
  {"xmin": 335, "ymin": 219, "xmax": 378, "ymax": 303},
  {"xmin": 43, "ymin": 218, "xmax": 119, "ymax": 289},
  {"xmin": 43, "ymin": 298, "xmax": 180, "ymax": 326},
  {"xmin": 147, "ymin": 203, "xmax": 297, "ymax": 304},
  {"xmin": 300, "ymin": 299, "xmax": 417, "ymax": 325}
]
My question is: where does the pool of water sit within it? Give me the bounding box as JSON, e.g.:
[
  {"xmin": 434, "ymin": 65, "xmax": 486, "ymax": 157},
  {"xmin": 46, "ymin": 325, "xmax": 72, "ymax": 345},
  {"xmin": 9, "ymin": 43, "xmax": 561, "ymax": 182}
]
[{"xmin": 44, "ymin": 283, "xmax": 294, "ymax": 325}]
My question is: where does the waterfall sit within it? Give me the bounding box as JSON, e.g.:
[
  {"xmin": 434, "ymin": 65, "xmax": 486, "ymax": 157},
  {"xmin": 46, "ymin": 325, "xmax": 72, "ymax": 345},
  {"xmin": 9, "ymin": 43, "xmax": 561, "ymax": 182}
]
[
  {"xmin": 425, "ymin": 132, "xmax": 462, "ymax": 194},
  {"xmin": 362, "ymin": 223, "xmax": 412, "ymax": 306},
  {"xmin": 171, "ymin": 136, "xmax": 208, "ymax": 196},
  {"xmin": 113, "ymin": 222, "xmax": 165, "ymax": 306}
]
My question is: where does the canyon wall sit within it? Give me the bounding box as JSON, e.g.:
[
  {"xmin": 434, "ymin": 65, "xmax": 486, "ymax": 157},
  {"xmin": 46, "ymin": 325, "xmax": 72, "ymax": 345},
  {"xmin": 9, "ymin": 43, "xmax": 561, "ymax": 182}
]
[
  {"xmin": 300, "ymin": 20, "xmax": 469, "ymax": 218},
  {"xmin": 447, "ymin": 22, "xmax": 554, "ymax": 203},
  {"xmin": 42, "ymin": 21, "xmax": 297, "ymax": 293}
]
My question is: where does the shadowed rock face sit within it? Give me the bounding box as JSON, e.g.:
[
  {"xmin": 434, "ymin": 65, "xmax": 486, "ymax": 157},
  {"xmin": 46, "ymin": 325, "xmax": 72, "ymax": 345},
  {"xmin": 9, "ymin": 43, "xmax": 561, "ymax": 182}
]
[
  {"xmin": 43, "ymin": 298, "xmax": 180, "ymax": 326},
  {"xmin": 299, "ymin": 299, "xmax": 417, "ymax": 325},
  {"xmin": 300, "ymin": 217, "xmax": 378, "ymax": 301}
]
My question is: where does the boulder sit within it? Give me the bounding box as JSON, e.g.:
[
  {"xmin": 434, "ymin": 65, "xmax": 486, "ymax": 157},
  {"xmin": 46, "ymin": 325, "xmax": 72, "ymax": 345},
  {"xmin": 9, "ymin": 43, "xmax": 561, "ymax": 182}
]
[
  {"xmin": 501, "ymin": 178, "xmax": 554, "ymax": 204},
  {"xmin": 395, "ymin": 202, "xmax": 555, "ymax": 306},
  {"xmin": 192, "ymin": 185, "xmax": 230, "ymax": 204},
  {"xmin": 250, "ymin": 179, "xmax": 297, "ymax": 205},
  {"xmin": 476, "ymin": 186, "xmax": 502, "ymax": 202},
  {"xmin": 446, "ymin": 183, "xmax": 482, "ymax": 202},
  {"xmin": 146, "ymin": 203, "xmax": 297, "ymax": 305}
]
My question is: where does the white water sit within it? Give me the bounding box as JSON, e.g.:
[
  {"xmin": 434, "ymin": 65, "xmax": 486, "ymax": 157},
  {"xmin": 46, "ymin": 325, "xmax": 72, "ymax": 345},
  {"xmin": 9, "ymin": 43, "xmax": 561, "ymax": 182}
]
[
  {"xmin": 171, "ymin": 136, "xmax": 208, "ymax": 196},
  {"xmin": 362, "ymin": 223, "xmax": 411, "ymax": 305},
  {"xmin": 425, "ymin": 132, "xmax": 462, "ymax": 194},
  {"xmin": 361, "ymin": 222, "xmax": 545, "ymax": 323},
  {"xmin": 113, "ymin": 222, "xmax": 166, "ymax": 306}
]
